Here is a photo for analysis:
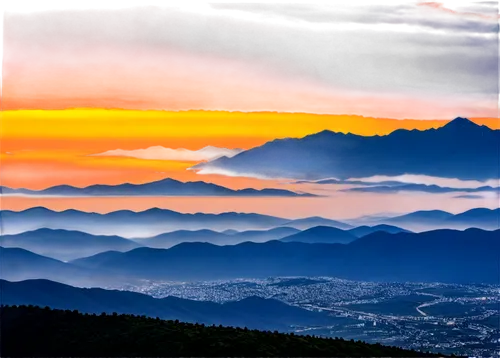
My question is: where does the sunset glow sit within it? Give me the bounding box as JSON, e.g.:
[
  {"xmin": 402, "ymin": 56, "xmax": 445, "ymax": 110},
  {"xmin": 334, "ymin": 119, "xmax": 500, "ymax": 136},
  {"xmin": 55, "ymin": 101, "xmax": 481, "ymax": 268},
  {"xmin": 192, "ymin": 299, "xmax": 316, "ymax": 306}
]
[{"xmin": 1, "ymin": 2, "xmax": 498, "ymax": 218}]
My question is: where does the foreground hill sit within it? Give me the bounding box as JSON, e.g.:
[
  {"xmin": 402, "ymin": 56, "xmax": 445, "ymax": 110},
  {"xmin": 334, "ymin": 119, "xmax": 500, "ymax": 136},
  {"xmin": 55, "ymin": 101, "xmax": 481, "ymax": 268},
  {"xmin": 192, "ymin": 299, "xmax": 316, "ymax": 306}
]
[
  {"xmin": 193, "ymin": 117, "xmax": 499, "ymax": 181},
  {"xmin": 1, "ymin": 305, "xmax": 445, "ymax": 357},
  {"xmin": 0, "ymin": 279, "xmax": 333, "ymax": 330},
  {"xmin": 72, "ymin": 228, "xmax": 500, "ymax": 283}
]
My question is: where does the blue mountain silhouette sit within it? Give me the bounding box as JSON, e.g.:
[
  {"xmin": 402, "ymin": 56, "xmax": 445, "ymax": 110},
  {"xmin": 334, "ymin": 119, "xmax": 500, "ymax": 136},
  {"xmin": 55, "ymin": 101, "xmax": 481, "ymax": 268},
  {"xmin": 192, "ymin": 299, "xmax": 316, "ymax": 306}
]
[
  {"xmin": 379, "ymin": 208, "xmax": 500, "ymax": 231},
  {"xmin": 0, "ymin": 207, "xmax": 349, "ymax": 237},
  {"xmin": 0, "ymin": 178, "xmax": 313, "ymax": 197},
  {"xmin": 194, "ymin": 117, "xmax": 499, "ymax": 180},
  {"xmin": 280, "ymin": 226, "xmax": 357, "ymax": 244},
  {"xmin": 0, "ymin": 228, "xmax": 140, "ymax": 261},
  {"xmin": 139, "ymin": 227, "xmax": 299, "ymax": 248},
  {"xmin": 71, "ymin": 228, "xmax": 500, "ymax": 284},
  {"xmin": 0, "ymin": 247, "xmax": 110, "ymax": 286},
  {"xmin": 348, "ymin": 224, "xmax": 411, "ymax": 237}
]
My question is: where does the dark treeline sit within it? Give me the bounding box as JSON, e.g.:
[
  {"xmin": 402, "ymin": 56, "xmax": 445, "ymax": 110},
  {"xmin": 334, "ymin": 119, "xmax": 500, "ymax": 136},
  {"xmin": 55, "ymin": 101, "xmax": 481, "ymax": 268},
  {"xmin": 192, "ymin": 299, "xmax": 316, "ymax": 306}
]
[{"xmin": 0, "ymin": 305, "xmax": 454, "ymax": 357}]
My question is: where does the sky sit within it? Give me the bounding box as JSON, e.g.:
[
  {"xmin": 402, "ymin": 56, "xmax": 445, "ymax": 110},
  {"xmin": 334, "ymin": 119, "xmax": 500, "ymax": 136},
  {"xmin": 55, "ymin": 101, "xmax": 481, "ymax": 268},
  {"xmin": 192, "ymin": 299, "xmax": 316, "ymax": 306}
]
[{"xmin": 1, "ymin": 1, "xmax": 499, "ymax": 217}]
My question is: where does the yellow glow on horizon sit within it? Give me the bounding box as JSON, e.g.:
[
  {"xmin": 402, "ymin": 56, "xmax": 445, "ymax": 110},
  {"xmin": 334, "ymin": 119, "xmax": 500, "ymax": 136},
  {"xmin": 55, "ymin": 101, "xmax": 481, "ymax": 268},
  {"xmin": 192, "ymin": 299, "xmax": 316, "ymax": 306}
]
[{"xmin": 1, "ymin": 108, "xmax": 464, "ymax": 140}]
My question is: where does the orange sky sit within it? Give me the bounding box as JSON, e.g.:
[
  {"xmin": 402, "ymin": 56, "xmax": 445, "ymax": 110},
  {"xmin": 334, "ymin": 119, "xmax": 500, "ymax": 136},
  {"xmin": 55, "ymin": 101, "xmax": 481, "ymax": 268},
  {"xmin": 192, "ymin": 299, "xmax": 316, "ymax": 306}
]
[{"xmin": 0, "ymin": 8, "xmax": 499, "ymax": 188}]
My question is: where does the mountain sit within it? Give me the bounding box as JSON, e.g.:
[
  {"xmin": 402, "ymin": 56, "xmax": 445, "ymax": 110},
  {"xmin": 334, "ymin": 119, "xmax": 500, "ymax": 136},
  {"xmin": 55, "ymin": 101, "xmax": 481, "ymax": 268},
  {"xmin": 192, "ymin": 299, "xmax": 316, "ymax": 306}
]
[
  {"xmin": 445, "ymin": 208, "xmax": 500, "ymax": 229},
  {"xmin": 0, "ymin": 177, "xmax": 313, "ymax": 197},
  {"xmin": 356, "ymin": 209, "xmax": 455, "ymax": 228},
  {"xmin": 0, "ymin": 228, "xmax": 141, "ymax": 261},
  {"xmin": 0, "ymin": 207, "xmax": 292, "ymax": 237},
  {"xmin": 0, "ymin": 279, "xmax": 333, "ymax": 331},
  {"xmin": 280, "ymin": 217, "xmax": 353, "ymax": 230},
  {"xmin": 193, "ymin": 118, "xmax": 499, "ymax": 181},
  {"xmin": 343, "ymin": 183, "xmax": 500, "ymax": 194},
  {"xmin": 379, "ymin": 208, "xmax": 500, "ymax": 231},
  {"xmin": 1, "ymin": 306, "xmax": 441, "ymax": 357},
  {"xmin": 139, "ymin": 227, "xmax": 300, "ymax": 249},
  {"xmin": 140, "ymin": 229, "xmax": 228, "ymax": 248},
  {"xmin": 348, "ymin": 224, "xmax": 411, "ymax": 237},
  {"xmin": 0, "ymin": 247, "xmax": 117, "ymax": 286},
  {"xmin": 71, "ymin": 228, "xmax": 500, "ymax": 284},
  {"xmin": 280, "ymin": 226, "xmax": 357, "ymax": 244}
]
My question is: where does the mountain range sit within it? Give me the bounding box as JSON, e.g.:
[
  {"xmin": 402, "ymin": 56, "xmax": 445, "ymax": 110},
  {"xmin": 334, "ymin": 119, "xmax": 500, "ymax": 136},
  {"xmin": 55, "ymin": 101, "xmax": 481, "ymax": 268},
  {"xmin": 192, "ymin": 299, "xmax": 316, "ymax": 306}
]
[
  {"xmin": 374, "ymin": 208, "xmax": 500, "ymax": 231},
  {"xmin": 5, "ymin": 227, "xmax": 499, "ymax": 284},
  {"xmin": 140, "ymin": 227, "xmax": 300, "ymax": 249},
  {"xmin": 280, "ymin": 226, "xmax": 357, "ymax": 244},
  {"xmin": 1, "ymin": 224, "xmax": 410, "ymax": 261},
  {"xmin": 0, "ymin": 207, "xmax": 351, "ymax": 237},
  {"xmin": 0, "ymin": 246, "xmax": 119, "ymax": 287},
  {"xmin": 193, "ymin": 117, "xmax": 500, "ymax": 181},
  {"xmin": 2, "ymin": 207, "xmax": 496, "ymax": 238},
  {"xmin": 0, "ymin": 207, "xmax": 292, "ymax": 237},
  {"xmin": 0, "ymin": 228, "xmax": 140, "ymax": 261},
  {"xmin": 347, "ymin": 224, "xmax": 411, "ymax": 237},
  {"xmin": 0, "ymin": 279, "xmax": 335, "ymax": 331},
  {"xmin": 0, "ymin": 177, "xmax": 313, "ymax": 197},
  {"xmin": 279, "ymin": 225, "xmax": 410, "ymax": 244},
  {"xmin": 67, "ymin": 228, "xmax": 500, "ymax": 284}
]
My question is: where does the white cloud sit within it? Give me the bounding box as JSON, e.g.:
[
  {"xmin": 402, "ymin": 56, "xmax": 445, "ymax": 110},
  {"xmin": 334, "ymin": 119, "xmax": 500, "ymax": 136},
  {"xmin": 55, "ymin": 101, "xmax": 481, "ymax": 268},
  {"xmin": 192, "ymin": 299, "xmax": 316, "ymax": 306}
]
[{"xmin": 348, "ymin": 174, "xmax": 500, "ymax": 189}]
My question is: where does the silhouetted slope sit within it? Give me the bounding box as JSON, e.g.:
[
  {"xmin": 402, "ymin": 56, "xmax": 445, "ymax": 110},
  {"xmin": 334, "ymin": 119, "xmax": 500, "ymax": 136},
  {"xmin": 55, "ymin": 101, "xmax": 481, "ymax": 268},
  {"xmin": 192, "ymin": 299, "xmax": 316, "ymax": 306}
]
[
  {"xmin": 348, "ymin": 224, "xmax": 411, "ymax": 237},
  {"xmin": 446, "ymin": 208, "xmax": 500, "ymax": 229},
  {"xmin": 194, "ymin": 117, "xmax": 500, "ymax": 180},
  {"xmin": 0, "ymin": 247, "xmax": 115, "ymax": 286},
  {"xmin": 0, "ymin": 177, "xmax": 313, "ymax": 197},
  {"xmin": 280, "ymin": 226, "xmax": 357, "ymax": 244},
  {"xmin": 0, "ymin": 228, "xmax": 140, "ymax": 261},
  {"xmin": 0, "ymin": 305, "xmax": 445, "ymax": 357},
  {"xmin": 0, "ymin": 279, "xmax": 332, "ymax": 330},
  {"xmin": 71, "ymin": 228, "xmax": 500, "ymax": 283}
]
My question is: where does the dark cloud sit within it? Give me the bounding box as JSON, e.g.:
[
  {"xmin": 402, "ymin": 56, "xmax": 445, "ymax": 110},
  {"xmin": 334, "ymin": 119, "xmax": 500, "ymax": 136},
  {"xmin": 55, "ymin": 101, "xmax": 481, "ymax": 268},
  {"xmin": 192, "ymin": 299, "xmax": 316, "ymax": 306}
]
[
  {"xmin": 454, "ymin": 194, "xmax": 486, "ymax": 199},
  {"xmin": 342, "ymin": 184, "xmax": 500, "ymax": 194}
]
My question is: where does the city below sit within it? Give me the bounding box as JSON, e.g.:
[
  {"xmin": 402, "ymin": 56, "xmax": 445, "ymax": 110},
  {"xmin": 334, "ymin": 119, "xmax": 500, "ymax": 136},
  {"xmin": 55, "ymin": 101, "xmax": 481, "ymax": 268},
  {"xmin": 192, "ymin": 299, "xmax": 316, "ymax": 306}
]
[{"xmin": 118, "ymin": 276, "xmax": 500, "ymax": 357}]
